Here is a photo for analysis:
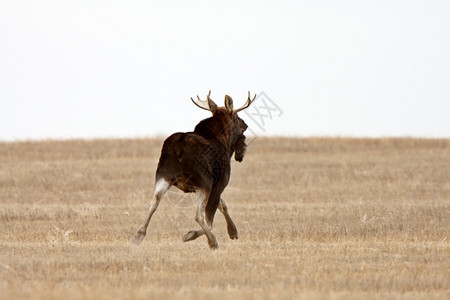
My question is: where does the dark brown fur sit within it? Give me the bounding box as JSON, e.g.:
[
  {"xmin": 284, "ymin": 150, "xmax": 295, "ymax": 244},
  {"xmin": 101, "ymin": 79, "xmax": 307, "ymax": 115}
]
[
  {"xmin": 156, "ymin": 108, "xmax": 248, "ymax": 225},
  {"xmin": 133, "ymin": 91, "xmax": 255, "ymax": 249}
]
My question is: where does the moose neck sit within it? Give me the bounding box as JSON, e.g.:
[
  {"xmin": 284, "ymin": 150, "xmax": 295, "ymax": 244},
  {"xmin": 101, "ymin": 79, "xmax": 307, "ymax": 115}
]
[{"xmin": 194, "ymin": 115, "xmax": 233, "ymax": 154}]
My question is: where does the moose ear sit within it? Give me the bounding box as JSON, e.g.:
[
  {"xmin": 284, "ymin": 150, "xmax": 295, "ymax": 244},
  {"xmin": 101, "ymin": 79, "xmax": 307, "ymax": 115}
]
[
  {"xmin": 224, "ymin": 95, "xmax": 233, "ymax": 113},
  {"xmin": 207, "ymin": 98, "xmax": 217, "ymax": 114}
]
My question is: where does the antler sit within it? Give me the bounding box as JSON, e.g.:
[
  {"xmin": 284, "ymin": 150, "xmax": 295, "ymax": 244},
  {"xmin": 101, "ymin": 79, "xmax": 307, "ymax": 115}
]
[
  {"xmin": 234, "ymin": 91, "xmax": 256, "ymax": 113},
  {"xmin": 191, "ymin": 90, "xmax": 212, "ymax": 111}
]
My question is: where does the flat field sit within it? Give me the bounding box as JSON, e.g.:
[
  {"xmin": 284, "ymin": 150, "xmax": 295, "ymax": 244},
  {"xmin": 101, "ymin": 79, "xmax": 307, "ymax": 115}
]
[{"xmin": 0, "ymin": 138, "xmax": 449, "ymax": 299}]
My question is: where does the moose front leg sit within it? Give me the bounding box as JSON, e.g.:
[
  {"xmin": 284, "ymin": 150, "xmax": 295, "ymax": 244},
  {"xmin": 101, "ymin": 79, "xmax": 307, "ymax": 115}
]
[{"xmin": 218, "ymin": 198, "xmax": 238, "ymax": 240}]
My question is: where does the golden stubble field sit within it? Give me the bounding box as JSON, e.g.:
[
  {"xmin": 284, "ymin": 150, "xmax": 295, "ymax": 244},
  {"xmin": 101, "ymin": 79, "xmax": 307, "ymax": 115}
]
[{"xmin": 0, "ymin": 138, "xmax": 449, "ymax": 299}]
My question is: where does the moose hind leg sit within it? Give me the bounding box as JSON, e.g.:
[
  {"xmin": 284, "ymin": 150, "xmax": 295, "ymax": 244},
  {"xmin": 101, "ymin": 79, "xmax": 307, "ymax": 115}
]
[
  {"xmin": 218, "ymin": 198, "xmax": 238, "ymax": 240},
  {"xmin": 195, "ymin": 190, "xmax": 218, "ymax": 249},
  {"xmin": 184, "ymin": 198, "xmax": 237, "ymax": 242},
  {"xmin": 133, "ymin": 178, "xmax": 170, "ymax": 245},
  {"xmin": 182, "ymin": 230, "xmax": 204, "ymax": 242}
]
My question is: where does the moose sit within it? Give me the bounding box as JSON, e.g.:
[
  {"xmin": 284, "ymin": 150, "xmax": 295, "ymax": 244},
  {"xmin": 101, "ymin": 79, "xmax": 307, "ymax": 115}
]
[{"xmin": 133, "ymin": 91, "xmax": 255, "ymax": 249}]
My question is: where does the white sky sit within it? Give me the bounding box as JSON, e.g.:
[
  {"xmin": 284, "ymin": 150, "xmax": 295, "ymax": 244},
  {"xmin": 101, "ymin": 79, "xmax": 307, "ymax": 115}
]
[{"xmin": 1, "ymin": 1, "xmax": 449, "ymax": 141}]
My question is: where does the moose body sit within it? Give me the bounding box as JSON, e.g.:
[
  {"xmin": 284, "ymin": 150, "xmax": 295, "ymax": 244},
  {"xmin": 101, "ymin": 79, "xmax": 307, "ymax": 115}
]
[{"xmin": 133, "ymin": 91, "xmax": 255, "ymax": 249}]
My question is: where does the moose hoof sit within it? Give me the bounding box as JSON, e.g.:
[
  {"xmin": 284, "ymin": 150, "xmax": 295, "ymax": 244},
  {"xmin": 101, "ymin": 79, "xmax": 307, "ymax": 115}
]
[
  {"xmin": 228, "ymin": 230, "xmax": 238, "ymax": 240},
  {"xmin": 208, "ymin": 239, "xmax": 219, "ymax": 250},
  {"xmin": 227, "ymin": 224, "xmax": 238, "ymax": 240},
  {"xmin": 183, "ymin": 230, "xmax": 203, "ymax": 242},
  {"xmin": 132, "ymin": 230, "xmax": 146, "ymax": 245}
]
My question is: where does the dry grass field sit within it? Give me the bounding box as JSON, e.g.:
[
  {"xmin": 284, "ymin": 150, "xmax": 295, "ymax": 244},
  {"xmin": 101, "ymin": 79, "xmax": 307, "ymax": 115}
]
[{"xmin": 0, "ymin": 137, "xmax": 449, "ymax": 299}]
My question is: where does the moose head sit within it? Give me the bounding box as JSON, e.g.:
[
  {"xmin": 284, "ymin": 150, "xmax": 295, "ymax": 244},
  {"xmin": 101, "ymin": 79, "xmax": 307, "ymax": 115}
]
[{"xmin": 191, "ymin": 90, "xmax": 255, "ymax": 162}]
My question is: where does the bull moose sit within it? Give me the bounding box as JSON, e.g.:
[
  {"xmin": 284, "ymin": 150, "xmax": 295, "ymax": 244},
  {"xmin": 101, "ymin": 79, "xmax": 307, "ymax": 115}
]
[{"xmin": 133, "ymin": 91, "xmax": 255, "ymax": 249}]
